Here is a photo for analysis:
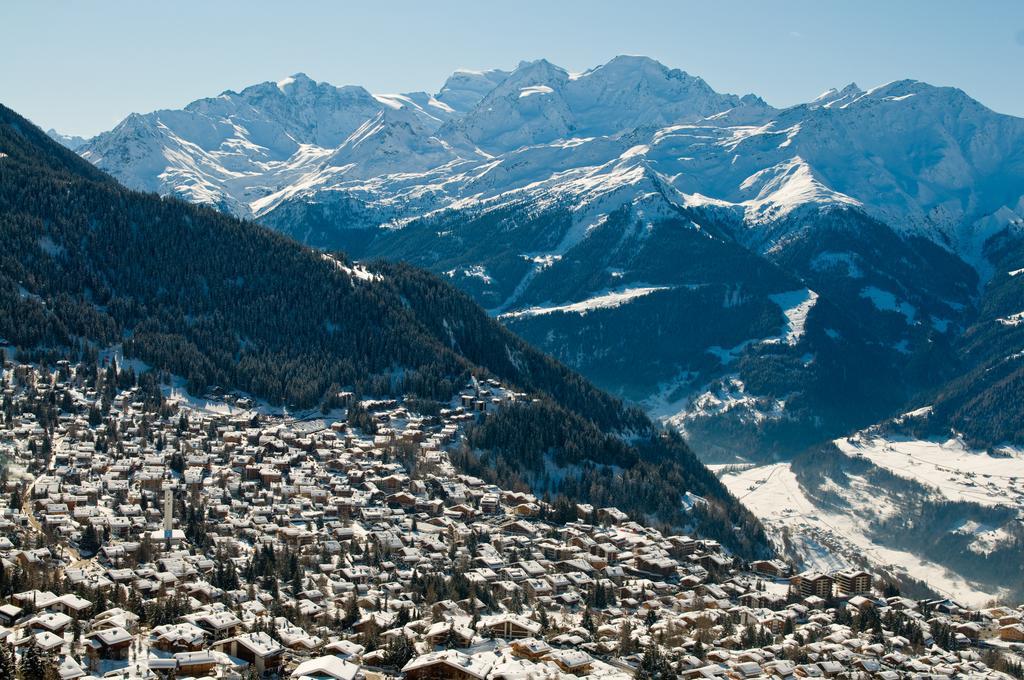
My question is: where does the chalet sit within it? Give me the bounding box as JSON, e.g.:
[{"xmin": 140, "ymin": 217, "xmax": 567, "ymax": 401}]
[
  {"xmin": 668, "ymin": 536, "xmax": 697, "ymax": 557},
  {"xmin": 58, "ymin": 656, "xmax": 87, "ymax": 680},
  {"xmin": 480, "ymin": 494, "xmax": 500, "ymax": 514},
  {"xmin": 151, "ymin": 623, "xmax": 209, "ymax": 652},
  {"xmin": 147, "ymin": 658, "xmax": 180, "ymax": 678},
  {"xmin": 509, "ymin": 637, "xmax": 552, "ymax": 660},
  {"xmin": 402, "ymin": 651, "xmax": 492, "ymax": 680},
  {"xmin": 636, "ymin": 553, "xmax": 677, "ymax": 577},
  {"xmin": 848, "ymin": 595, "xmax": 876, "ymax": 611},
  {"xmin": 213, "ymin": 632, "xmax": 284, "ymax": 675},
  {"xmin": 597, "ymin": 507, "xmax": 628, "ymax": 524},
  {"xmin": 999, "ymin": 623, "xmax": 1024, "ymax": 642},
  {"xmin": 86, "ymin": 626, "xmax": 133, "ymax": 660},
  {"xmin": 956, "ymin": 622, "xmax": 982, "ymax": 640},
  {"xmin": 477, "ymin": 614, "xmax": 542, "ymax": 639},
  {"xmin": 174, "ymin": 651, "xmax": 219, "ymax": 677},
  {"xmin": 31, "ymin": 631, "xmax": 65, "ymax": 653},
  {"xmin": 547, "ymin": 649, "xmax": 594, "ymax": 675},
  {"xmin": 291, "ymin": 655, "xmax": 360, "ymax": 680},
  {"xmin": 29, "ymin": 612, "xmax": 72, "ymax": 634},
  {"xmin": 424, "ymin": 620, "xmax": 475, "ymax": 647},
  {"xmin": 192, "ymin": 610, "xmax": 241, "ymax": 639},
  {"xmin": 751, "ymin": 559, "xmax": 791, "ymax": 578},
  {"xmin": 0, "ymin": 603, "xmax": 23, "ymax": 626}
]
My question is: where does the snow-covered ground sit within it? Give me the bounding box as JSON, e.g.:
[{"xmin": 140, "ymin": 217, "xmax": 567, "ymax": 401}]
[
  {"xmin": 499, "ymin": 285, "xmax": 670, "ymax": 319},
  {"xmin": 680, "ymin": 376, "xmax": 787, "ymax": 425},
  {"xmin": 719, "ymin": 463, "xmax": 1004, "ymax": 607},
  {"xmin": 835, "ymin": 433, "xmax": 1024, "ymax": 507},
  {"xmin": 766, "ymin": 289, "xmax": 818, "ymax": 346},
  {"xmin": 859, "ymin": 285, "xmax": 917, "ymax": 324}
]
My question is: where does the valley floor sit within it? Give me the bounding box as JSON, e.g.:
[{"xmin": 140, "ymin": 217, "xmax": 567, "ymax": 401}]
[
  {"xmin": 718, "ymin": 462, "xmax": 1005, "ymax": 608},
  {"xmin": 834, "ymin": 433, "xmax": 1024, "ymax": 508}
]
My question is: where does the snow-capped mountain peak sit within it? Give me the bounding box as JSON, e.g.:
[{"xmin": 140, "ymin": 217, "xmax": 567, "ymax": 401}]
[
  {"xmin": 64, "ymin": 55, "xmax": 1024, "ymax": 266},
  {"xmin": 435, "ymin": 68, "xmax": 511, "ymax": 113},
  {"xmin": 810, "ymin": 82, "xmax": 864, "ymax": 108},
  {"xmin": 274, "ymin": 71, "xmax": 317, "ymax": 93}
]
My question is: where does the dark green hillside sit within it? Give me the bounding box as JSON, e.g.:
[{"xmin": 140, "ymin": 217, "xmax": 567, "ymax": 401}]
[
  {"xmin": 0, "ymin": 103, "xmax": 767, "ymax": 556},
  {"xmin": 917, "ymin": 232, "xmax": 1024, "ymax": 447}
]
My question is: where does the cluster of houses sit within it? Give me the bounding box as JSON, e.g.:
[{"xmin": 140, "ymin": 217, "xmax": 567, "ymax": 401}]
[{"xmin": 1, "ymin": 357, "xmax": 1023, "ymax": 680}]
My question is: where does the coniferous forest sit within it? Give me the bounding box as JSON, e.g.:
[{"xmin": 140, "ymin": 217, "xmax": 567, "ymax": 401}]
[{"xmin": 0, "ymin": 103, "xmax": 767, "ymax": 556}]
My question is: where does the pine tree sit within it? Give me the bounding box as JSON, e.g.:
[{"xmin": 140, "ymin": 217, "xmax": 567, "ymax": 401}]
[
  {"xmin": 79, "ymin": 523, "xmax": 100, "ymax": 556},
  {"xmin": 381, "ymin": 634, "xmax": 414, "ymax": 669},
  {"xmin": 618, "ymin": 620, "xmax": 636, "ymax": 654},
  {"xmin": 636, "ymin": 645, "xmax": 672, "ymax": 680},
  {"xmin": 18, "ymin": 640, "xmax": 53, "ymax": 680},
  {"xmin": 341, "ymin": 596, "xmax": 359, "ymax": 629},
  {"xmin": 0, "ymin": 642, "xmax": 15, "ymax": 680},
  {"xmin": 582, "ymin": 607, "xmax": 595, "ymax": 633}
]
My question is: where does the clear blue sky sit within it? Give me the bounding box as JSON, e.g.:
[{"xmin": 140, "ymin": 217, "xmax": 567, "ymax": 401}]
[{"xmin": 5, "ymin": 0, "xmax": 1024, "ymax": 137}]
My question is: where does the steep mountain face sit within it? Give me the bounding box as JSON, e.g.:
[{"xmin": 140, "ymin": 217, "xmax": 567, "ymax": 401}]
[
  {"xmin": 0, "ymin": 103, "xmax": 768, "ymax": 556},
  {"xmin": 438, "ymin": 56, "xmax": 770, "ymax": 153},
  {"xmin": 60, "ymin": 56, "xmax": 1024, "ymax": 457},
  {"xmin": 898, "ymin": 230, "xmax": 1024, "ymax": 448},
  {"xmin": 78, "ymin": 72, "xmax": 460, "ymax": 217}
]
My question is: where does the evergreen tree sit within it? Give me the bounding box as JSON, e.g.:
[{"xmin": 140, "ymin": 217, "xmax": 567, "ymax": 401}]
[
  {"xmin": 79, "ymin": 523, "xmax": 100, "ymax": 556},
  {"xmin": 18, "ymin": 640, "xmax": 54, "ymax": 680},
  {"xmin": 618, "ymin": 620, "xmax": 636, "ymax": 654},
  {"xmin": 341, "ymin": 596, "xmax": 359, "ymax": 630},
  {"xmin": 582, "ymin": 607, "xmax": 595, "ymax": 634},
  {"xmin": 0, "ymin": 642, "xmax": 15, "ymax": 680},
  {"xmin": 381, "ymin": 634, "xmax": 414, "ymax": 669},
  {"xmin": 636, "ymin": 645, "xmax": 673, "ymax": 680}
]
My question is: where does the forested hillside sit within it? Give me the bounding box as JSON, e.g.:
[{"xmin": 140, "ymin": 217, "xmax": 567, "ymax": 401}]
[{"xmin": 0, "ymin": 103, "xmax": 767, "ymax": 556}]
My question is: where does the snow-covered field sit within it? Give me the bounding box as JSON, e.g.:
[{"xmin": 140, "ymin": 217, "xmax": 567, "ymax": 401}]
[
  {"xmin": 719, "ymin": 463, "xmax": 1004, "ymax": 607},
  {"xmin": 835, "ymin": 433, "xmax": 1024, "ymax": 507}
]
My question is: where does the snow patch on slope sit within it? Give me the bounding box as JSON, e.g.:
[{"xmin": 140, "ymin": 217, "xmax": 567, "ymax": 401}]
[
  {"xmin": 860, "ymin": 286, "xmax": 917, "ymax": 324},
  {"xmin": 499, "ymin": 286, "xmax": 670, "ymax": 319},
  {"xmin": 767, "ymin": 289, "xmax": 818, "ymax": 346},
  {"xmin": 997, "ymin": 311, "xmax": 1024, "ymax": 327}
]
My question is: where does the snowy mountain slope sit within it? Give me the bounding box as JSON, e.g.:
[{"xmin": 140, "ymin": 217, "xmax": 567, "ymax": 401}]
[
  {"xmin": 46, "ymin": 128, "xmax": 87, "ymax": 151},
  {"xmin": 435, "ymin": 68, "xmax": 511, "ymax": 113},
  {"xmin": 61, "ymin": 56, "xmax": 1024, "ymax": 457},
  {"xmin": 3, "ymin": 101, "xmax": 770, "ymax": 556},
  {"xmin": 78, "ymin": 72, "xmax": 461, "ymax": 216},
  {"xmin": 66, "ymin": 57, "xmax": 1024, "ymax": 263}
]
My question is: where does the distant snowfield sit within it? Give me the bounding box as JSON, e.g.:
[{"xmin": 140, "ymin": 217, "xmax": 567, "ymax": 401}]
[
  {"xmin": 719, "ymin": 463, "xmax": 1003, "ymax": 607},
  {"xmin": 766, "ymin": 289, "xmax": 818, "ymax": 346},
  {"xmin": 835, "ymin": 433, "xmax": 1024, "ymax": 507},
  {"xmin": 860, "ymin": 285, "xmax": 917, "ymax": 324},
  {"xmin": 499, "ymin": 285, "xmax": 670, "ymax": 319}
]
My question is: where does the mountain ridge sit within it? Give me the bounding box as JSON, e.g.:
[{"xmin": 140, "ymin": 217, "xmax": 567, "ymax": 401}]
[
  {"xmin": 49, "ymin": 56, "xmax": 1024, "ymax": 458},
  {"xmin": 59, "ymin": 55, "xmax": 1024, "ymax": 263}
]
